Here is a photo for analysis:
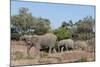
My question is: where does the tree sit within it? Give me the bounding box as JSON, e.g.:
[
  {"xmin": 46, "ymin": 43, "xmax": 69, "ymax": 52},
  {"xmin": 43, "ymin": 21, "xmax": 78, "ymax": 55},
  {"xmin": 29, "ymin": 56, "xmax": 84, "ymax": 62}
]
[
  {"xmin": 19, "ymin": 7, "xmax": 29, "ymax": 15},
  {"xmin": 53, "ymin": 27, "xmax": 71, "ymax": 41},
  {"xmin": 34, "ymin": 18, "xmax": 51, "ymax": 35},
  {"xmin": 11, "ymin": 7, "xmax": 51, "ymax": 35},
  {"xmin": 11, "ymin": 7, "xmax": 35, "ymax": 34},
  {"xmin": 69, "ymin": 20, "xmax": 73, "ymax": 27},
  {"xmin": 74, "ymin": 16, "xmax": 95, "ymax": 40},
  {"xmin": 61, "ymin": 21, "xmax": 69, "ymax": 28}
]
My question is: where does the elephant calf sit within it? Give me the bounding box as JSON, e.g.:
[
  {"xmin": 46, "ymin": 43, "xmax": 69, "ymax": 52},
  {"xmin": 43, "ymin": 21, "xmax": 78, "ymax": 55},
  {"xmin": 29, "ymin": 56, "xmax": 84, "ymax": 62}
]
[{"xmin": 58, "ymin": 39, "xmax": 74, "ymax": 52}]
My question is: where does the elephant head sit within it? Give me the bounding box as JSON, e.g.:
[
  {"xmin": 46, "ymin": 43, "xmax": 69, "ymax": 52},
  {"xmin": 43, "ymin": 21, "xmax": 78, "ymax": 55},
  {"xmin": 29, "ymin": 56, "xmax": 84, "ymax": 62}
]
[{"xmin": 20, "ymin": 35, "xmax": 40, "ymax": 57}]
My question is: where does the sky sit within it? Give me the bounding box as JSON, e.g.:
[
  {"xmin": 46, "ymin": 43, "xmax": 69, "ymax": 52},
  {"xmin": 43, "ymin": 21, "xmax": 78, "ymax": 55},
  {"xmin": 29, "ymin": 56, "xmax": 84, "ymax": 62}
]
[{"xmin": 11, "ymin": 1, "xmax": 95, "ymax": 29}]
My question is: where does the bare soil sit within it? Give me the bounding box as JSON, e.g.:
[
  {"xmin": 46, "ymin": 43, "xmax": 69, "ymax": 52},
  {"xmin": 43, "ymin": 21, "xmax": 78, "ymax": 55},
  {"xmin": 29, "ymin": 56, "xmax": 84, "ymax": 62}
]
[{"xmin": 11, "ymin": 41, "xmax": 95, "ymax": 66}]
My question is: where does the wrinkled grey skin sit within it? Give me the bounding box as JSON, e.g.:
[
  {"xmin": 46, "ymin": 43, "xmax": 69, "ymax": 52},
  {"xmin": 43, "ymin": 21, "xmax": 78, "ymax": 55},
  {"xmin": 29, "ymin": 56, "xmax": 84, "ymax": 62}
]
[
  {"xmin": 20, "ymin": 33, "xmax": 57, "ymax": 57},
  {"xmin": 20, "ymin": 35, "xmax": 36, "ymax": 57},
  {"xmin": 74, "ymin": 40, "xmax": 88, "ymax": 51},
  {"xmin": 58, "ymin": 39, "xmax": 74, "ymax": 52}
]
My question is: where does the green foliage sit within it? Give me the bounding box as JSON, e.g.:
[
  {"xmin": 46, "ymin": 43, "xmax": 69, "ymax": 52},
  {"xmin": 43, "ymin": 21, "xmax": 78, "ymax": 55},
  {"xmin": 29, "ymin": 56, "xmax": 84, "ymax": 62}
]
[
  {"xmin": 77, "ymin": 22, "xmax": 93, "ymax": 33},
  {"xmin": 53, "ymin": 27, "xmax": 71, "ymax": 40},
  {"xmin": 11, "ymin": 9, "xmax": 35, "ymax": 32},
  {"xmin": 77, "ymin": 33, "xmax": 94, "ymax": 40},
  {"xmin": 11, "ymin": 33, "xmax": 21, "ymax": 40},
  {"xmin": 34, "ymin": 18, "xmax": 50, "ymax": 35},
  {"xmin": 73, "ymin": 16, "xmax": 95, "ymax": 40},
  {"xmin": 11, "ymin": 7, "xmax": 95, "ymax": 41},
  {"xmin": 61, "ymin": 21, "xmax": 69, "ymax": 28},
  {"xmin": 11, "ymin": 7, "xmax": 51, "ymax": 35}
]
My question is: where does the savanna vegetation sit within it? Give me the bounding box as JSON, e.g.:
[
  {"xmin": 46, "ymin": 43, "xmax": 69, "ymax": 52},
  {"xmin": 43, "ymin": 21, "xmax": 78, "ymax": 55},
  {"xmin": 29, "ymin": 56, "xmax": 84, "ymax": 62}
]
[
  {"xmin": 11, "ymin": 7, "xmax": 95, "ymax": 66},
  {"xmin": 11, "ymin": 7, "xmax": 95, "ymax": 41}
]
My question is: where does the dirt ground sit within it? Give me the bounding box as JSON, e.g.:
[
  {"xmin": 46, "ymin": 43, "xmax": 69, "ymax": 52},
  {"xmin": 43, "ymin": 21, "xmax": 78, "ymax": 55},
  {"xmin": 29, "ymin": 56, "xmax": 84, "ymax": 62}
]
[{"xmin": 11, "ymin": 41, "xmax": 95, "ymax": 66}]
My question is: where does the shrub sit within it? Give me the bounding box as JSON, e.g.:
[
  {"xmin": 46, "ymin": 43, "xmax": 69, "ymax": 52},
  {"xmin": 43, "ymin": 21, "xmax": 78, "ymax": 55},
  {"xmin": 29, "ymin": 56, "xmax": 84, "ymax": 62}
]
[
  {"xmin": 14, "ymin": 51, "xmax": 23, "ymax": 60},
  {"xmin": 11, "ymin": 33, "xmax": 21, "ymax": 40},
  {"xmin": 79, "ymin": 57, "xmax": 88, "ymax": 62},
  {"xmin": 53, "ymin": 27, "xmax": 71, "ymax": 41}
]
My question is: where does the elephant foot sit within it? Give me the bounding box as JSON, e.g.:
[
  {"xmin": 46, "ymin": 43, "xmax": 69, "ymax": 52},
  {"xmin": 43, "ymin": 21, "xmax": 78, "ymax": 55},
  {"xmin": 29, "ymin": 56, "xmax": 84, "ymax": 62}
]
[
  {"xmin": 49, "ymin": 48, "xmax": 52, "ymax": 54},
  {"xmin": 53, "ymin": 49, "xmax": 57, "ymax": 53},
  {"xmin": 61, "ymin": 47, "xmax": 64, "ymax": 53}
]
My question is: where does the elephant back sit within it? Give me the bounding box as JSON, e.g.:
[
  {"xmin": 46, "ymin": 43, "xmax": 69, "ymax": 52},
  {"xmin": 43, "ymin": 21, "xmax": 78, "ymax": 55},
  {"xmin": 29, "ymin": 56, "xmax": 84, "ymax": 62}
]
[{"xmin": 39, "ymin": 33, "xmax": 57, "ymax": 48}]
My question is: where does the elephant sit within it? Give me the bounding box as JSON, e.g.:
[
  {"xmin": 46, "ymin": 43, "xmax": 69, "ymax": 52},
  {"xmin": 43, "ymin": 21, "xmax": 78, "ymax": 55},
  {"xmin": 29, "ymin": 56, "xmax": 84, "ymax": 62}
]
[
  {"xmin": 58, "ymin": 39, "xmax": 74, "ymax": 52},
  {"xmin": 74, "ymin": 40, "xmax": 88, "ymax": 51},
  {"xmin": 86, "ymin": 38, "xmax": 95, "ymax": 52},
  {"xmin": 20, "ymin": 33, "xmax": 57, "ymax": 57},
  {"xmin": 86, "ymin": 38, "xmax": 95, "ymax": 47}
]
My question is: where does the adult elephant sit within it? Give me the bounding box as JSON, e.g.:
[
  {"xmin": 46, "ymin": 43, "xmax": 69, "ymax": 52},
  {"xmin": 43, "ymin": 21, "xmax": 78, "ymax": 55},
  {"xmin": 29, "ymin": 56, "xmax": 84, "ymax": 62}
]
[
  {"xmin": 58, "ymin": 39, "xmax": 74, "ymax": 52},
  {"xmin": 74, "ymin": 40, "xmax": 88, "ymax": 51},
  {"xmin": 20, "ymin": 33, "xmax": 57, "ymax": 57}
]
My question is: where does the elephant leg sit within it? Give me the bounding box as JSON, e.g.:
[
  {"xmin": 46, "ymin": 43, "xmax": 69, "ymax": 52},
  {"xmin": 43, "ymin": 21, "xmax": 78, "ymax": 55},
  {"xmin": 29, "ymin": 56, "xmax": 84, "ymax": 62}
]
[
  {"xmin": 53, "ymin": 48, "xmax": 57, "ymax": 53},
  {"xmin": 36, "ymin": 48, "xmax": 40, "ymax": 59},
  {"xmin": 27, "ymin": 45, "xmax": 32, "ymax": 57},
  {"xmin": 61, "ymin": 47, "xmax": 64, "ymax": 53},
  {"xmin": 65, "ymin": 47, "xmax": 67, "ymax": 51},
  {"xmin": 34, "ymin": 46, "xmax": 40, "ymax": 58},
  {"xmin": 72, "ymin": 47, "xmax": 74, "ymax": 51},
  {"xmin": 49, "ymin": 47, "xmax": 52, "ymax": 54},
  {"xmin": 66, "ymin": 45, "xmax": 68, "ymax": 51},
  {"xmin": 40, "ymin": 51, "xmax": 43, "ymax": 58},
  {"xmin": 58, "ymin": 46, "xmax": 60, "ymax": 53}
]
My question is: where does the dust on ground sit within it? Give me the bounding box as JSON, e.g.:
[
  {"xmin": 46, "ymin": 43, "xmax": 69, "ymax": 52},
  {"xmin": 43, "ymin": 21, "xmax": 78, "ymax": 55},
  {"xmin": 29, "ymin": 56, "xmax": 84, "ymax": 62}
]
[{"xmin": 11, "ymin": 41, "xmax": 95, "ymax": 66}]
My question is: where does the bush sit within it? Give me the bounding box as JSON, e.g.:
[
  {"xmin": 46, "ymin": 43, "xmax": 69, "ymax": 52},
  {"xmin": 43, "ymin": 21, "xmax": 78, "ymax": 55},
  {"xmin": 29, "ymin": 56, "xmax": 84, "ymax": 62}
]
[
  {"xmin": 11, "ymin": 33, "xmax": 21, "ymax": 40},
  {"xmin": 79, "ymin": 57, "xmax": 88, "ymax": 62},
  {"xmin": 77, "ymin": 33, "xmax": 94, "ymax": 40},
  {"xmin": 53, "ymin": 27, "xmax": 71, "ymax": 41},
  {"xmin": 14, "ymin": 51, "xmax": 23, "ymax": 60}
]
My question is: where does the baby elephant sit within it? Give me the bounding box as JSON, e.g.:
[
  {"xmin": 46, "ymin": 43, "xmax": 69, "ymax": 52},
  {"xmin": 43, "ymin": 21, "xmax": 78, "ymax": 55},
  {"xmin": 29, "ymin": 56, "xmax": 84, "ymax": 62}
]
[{"xmin": 58, "ymin": 39, "xmax": 74, "ymax": 52}]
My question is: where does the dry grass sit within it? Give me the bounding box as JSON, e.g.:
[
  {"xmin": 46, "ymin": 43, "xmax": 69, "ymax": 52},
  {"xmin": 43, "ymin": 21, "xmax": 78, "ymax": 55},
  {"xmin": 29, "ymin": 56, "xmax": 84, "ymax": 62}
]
[{"xmin": 11, "ymin": 41, "xmax": 95, "ymax": 66}]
